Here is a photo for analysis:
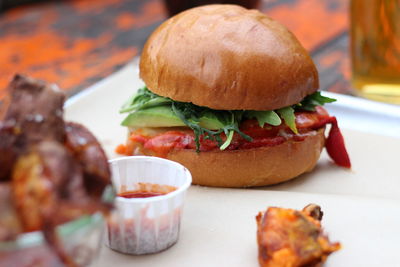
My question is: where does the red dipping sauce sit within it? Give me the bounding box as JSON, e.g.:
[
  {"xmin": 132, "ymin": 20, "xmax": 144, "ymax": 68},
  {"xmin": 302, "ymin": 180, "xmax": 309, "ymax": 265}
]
[
  {"xmin": 118, "ymin": 191, "xmax": 165, "ymax": 198},
  {"xmin": 117, "ymin": 183, "xmax": 177, "ymax": 199}
]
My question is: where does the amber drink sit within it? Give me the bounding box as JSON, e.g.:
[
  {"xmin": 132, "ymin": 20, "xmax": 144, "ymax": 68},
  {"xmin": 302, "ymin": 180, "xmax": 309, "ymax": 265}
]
[{"xmin": 350, "ymin": 0, "xmax": 400, "ymax": 104}]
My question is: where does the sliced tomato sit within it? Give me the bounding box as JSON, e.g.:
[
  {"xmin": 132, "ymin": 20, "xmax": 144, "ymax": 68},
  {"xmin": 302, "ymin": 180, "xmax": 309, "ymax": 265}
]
[{"xmin": 142, "ymin": 131, "xmax": 192, "ymax": 157}]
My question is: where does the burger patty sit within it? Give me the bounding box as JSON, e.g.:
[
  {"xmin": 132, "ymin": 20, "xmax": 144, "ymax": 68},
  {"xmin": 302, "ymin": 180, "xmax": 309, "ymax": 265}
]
[{"xmin": 117, "ymin": 106, "xmax": 334, "ymax": 158}]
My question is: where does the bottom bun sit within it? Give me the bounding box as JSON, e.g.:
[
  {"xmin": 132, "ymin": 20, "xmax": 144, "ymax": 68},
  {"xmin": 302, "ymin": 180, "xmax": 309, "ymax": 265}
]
[{"xmin": 166, "ymin": 128, "xmax": 325, "ymax": 187}]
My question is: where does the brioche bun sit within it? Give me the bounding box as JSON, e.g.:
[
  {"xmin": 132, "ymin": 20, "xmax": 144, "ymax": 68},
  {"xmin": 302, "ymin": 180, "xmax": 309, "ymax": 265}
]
[{"xmin": 140, "ymin": 4, "xmax": 318, "ymax": 111}]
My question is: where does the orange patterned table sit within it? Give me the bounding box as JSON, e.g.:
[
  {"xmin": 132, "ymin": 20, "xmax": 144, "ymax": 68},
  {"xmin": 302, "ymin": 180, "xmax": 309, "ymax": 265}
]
[{"xmin": 0, "ymin": 0, "xmax": 350, "ymax": 99}]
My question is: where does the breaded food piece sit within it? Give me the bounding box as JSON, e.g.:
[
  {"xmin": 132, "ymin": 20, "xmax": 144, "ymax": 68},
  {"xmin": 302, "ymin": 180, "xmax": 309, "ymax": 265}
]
[
  {"xmin": 256, "ymin": 204, "xmax": 340, "ymax": 267},
  {"xmin": 65, "ymin": 122, "xmax": 111, "ymax": 198},
  {"xmin": 11, "ymin": 141, "xmax": 85, "ymax": 232},
  {"xmin": 0, "ymin": 74, "xmax": 65, "ymax": 181},
  {"xmin": 0, "ymin": 75, "xmax": 111, "ymax": 267}
]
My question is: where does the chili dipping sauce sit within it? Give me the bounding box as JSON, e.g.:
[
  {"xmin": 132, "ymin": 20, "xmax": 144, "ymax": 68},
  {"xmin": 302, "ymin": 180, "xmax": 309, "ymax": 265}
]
[{"xmin": 117, "ymin": 183, "xmax": 177, "ymax": 199}]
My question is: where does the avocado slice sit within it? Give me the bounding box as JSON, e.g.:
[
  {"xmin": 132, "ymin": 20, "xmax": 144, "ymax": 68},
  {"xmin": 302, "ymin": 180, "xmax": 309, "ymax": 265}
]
[
  {"xmin": 121, "ymin": 106, "xmax": 184, "ymax": 127},
  {"xmin": 121, "ymin": 105, "xmax": 224, "ymax": 129}
]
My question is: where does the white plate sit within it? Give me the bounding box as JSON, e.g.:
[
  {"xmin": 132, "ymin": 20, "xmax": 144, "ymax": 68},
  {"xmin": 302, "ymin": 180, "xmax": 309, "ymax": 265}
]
[{"xmin": 64, "ymin": 61, "xmax": 400, "ymax": 267}]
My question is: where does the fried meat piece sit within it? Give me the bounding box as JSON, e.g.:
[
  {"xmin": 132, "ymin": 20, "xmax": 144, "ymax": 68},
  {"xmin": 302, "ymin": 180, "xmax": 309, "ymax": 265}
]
[
  {"xmin": 11, "ymin": 141, "xmax": 93, "ymax": 267},
  {"xmin": 11, "ymin": 141, "xmax": 110, "ymax": 267},
  {"xmin": 11, "ymin": 141, "xmax": 86, "ymax": 232},
  {"xmin": 256, "ymin": 204, "xmax": 340, "ymax": 267},
  {"xmin": 0, "ymin": 75, "xmax": 65, "ymax": 181},
  {"xmin": 65, "ymin": 122, "xmax": 111, "ymax": 198},
  {"xmin": 0, "ymin": 75, "xmax": 112, "ymax": 267}
]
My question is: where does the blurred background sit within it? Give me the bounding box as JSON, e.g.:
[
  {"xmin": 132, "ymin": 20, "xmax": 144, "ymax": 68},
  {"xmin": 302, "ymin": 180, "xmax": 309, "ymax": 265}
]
[{"xmin": 0, "ymin": 0, "xmax": 398, "ymax": 104}]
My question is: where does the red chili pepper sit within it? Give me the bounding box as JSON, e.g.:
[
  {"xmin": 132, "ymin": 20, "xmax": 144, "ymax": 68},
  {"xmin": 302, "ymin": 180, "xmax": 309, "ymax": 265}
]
[{"xmin": 325, "ymin": 117, "xmax": 351, "ymax": 168}]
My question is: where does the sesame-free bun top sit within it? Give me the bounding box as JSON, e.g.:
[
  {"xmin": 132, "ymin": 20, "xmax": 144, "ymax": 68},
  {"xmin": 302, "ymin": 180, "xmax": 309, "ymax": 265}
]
[{"xmin": 140, "ymin": 4, "xmax": 319, "ymax": 111}]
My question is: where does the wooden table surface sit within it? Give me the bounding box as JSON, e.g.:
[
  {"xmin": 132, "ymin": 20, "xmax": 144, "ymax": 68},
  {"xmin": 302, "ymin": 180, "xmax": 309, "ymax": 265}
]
[{"xmin": 0, "ymin": 0, "xmax": 351, "ymax": 100}]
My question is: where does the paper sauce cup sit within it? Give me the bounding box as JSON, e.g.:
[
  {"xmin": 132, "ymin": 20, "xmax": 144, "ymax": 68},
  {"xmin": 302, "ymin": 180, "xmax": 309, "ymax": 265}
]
[{"xmin": 106, "ymin": 156, "xmax": 192, "ymax": 255}]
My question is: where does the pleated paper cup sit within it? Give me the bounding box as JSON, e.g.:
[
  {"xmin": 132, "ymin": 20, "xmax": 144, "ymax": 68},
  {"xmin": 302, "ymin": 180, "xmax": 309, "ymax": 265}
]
[{"xmin": 106, "ymin": 156, "xmax": 192, "ymax": 255}]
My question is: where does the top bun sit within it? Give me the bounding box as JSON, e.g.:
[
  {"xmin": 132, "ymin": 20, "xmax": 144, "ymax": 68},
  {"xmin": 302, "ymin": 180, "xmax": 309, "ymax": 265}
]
[{"xmin": 140, "ymin": 4, "xmax": 318, "ymax": 111}]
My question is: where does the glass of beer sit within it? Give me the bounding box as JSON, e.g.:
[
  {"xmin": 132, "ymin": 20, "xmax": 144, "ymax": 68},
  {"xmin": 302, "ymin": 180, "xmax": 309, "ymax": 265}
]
[
  {"xmin": 350, "ymin": 0, "xmax": 400, "ymax": 104},
  {"xmin": 164, "ymin": 0, "xmax": 261, "ymax": 17}
]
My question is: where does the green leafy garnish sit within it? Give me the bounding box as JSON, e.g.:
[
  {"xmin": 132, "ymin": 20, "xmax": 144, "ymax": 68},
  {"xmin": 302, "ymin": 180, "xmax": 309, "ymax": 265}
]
[
  {"xmin": 244, "ymin": 110, "xmax": 281, "ymax": 127},
  {"xmin": 120, "ymin": 87, "xmax": 171, "ymax": 113},
  {"xmin": 120, "ymin": 88, "xmax": 336, "ymax": 151},
  {"xmin": 171, "ymin": 102, "xmax": 251, "ymax": 151},
  {"xmin": 277, "ymin": 107, "xmax": 298, "ymax": 134},
  {"xmin": 296, "ymin": 91, "xmax": 336, "ymax": 111}
]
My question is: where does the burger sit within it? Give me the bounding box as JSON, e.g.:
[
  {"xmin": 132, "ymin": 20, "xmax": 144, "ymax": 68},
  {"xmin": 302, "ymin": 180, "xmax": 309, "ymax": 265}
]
[{"xmin": 116, "ymin": 4, "xmax": 351, "ymax": 187}]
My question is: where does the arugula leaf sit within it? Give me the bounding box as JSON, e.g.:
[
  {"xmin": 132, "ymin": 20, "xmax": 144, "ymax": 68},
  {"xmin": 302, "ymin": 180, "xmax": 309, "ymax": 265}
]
[
  {"xmin": 171, "ymin": 102, "xmax": 220, "ymax": 151},
  {"xmin": 244, "ymin": 110, "xmax": 281, "ymax": 127},
  {"xmin": 120, "ymin": 93, "xmax": 137, "ymax": 113},
  {"xmin": 171, "ymin": 102, "xmax": 251, "ymax": 152},
  {"xmin": 220, "ymin": 129, "xmax": 234, "ymax": 150},
  {"xmin": 297, "ymin": 91, "xmax": 336, "ymax": 111},
  {"xmin": 277, "ymin": 107, "xmax": 298, "ymax": 134},
  {"xmin": 120, "ymin": 87, "xmax": 171, "ymax": 113}
]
